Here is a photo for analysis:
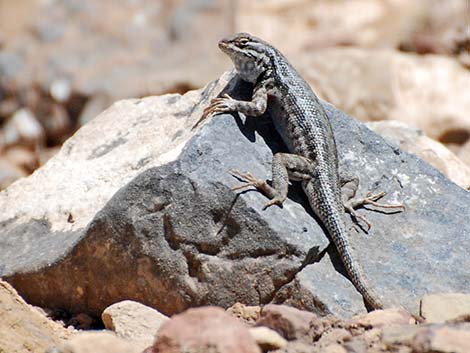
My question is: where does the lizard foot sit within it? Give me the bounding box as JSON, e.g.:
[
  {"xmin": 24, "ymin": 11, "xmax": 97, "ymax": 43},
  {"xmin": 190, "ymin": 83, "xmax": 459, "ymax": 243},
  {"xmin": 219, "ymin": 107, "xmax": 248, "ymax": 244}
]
[
  {"xmin": 345, "ymin": 191, "xmax": 404, "ymax": 230},
  {"xmin": 202, "ymin": 94, "xmax": 235, "ymax": 118},
  {"xmin": 229, "ymin": 169, "xmax": 265, "ymax": 190},
  {"xmin": 230, "ymin": 169, "xmax": 285, "ymax": 210},
  {"xmin": 193, "ymin": 94, "xmax": 235, "ymax": 130}
]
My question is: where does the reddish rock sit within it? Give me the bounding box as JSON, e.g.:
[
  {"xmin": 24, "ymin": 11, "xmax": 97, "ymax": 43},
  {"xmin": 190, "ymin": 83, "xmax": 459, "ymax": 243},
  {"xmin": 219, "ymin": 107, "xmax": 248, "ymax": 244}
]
[
  {"xmin": 348, "ymin": 308, "xmax": 415, "ymax": 328},
  {"xmin": 412, "ymin": 324, "xmax": 470, "ymax": 353},
  {"xmin": 3, "ymin": 146, "xmax": 39, "ymax": 173},
  {"xmin": 227, "ymin": 303, "xmax": 261, "ymax": 325},
  {"xmin": 420, "ymin": 293, "xmax": 470, "ymax": 323},
  {"xmin": 249, "ymin": 326, "xmax": 287, "ymax": 351},
  {"xmin": 102, "ymin": 300, "xmax": 169, "ymax": 351},
  {"xmin": 256, "ymin": 304, "xmax": 319, "ymax": 341},
  {"xmin": 151, "ymin": 306, "xmax": 261, "ymax": 353}
]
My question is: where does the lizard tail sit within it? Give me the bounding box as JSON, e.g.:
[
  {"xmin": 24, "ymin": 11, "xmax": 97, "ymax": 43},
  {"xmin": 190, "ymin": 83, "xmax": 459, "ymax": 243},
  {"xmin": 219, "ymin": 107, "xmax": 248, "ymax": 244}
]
[{"xmin": 316, "ymin": 195, "xmax": 384, "ymax": 309}]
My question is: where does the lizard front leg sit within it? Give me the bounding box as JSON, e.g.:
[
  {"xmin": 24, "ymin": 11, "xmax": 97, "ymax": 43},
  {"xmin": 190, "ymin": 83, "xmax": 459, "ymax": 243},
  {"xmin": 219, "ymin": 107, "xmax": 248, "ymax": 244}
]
[
  {"xmin": 231, "ymin": 152, "xmax": 314, "ymax": 210},
  {"xmin": 194, "ymin": 83, "xmax": 269, "ymax": 130}
]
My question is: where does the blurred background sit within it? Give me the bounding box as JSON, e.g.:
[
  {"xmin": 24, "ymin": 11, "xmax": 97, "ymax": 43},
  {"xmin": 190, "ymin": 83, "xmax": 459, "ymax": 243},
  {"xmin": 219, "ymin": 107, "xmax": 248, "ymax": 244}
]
[{"xmin": 0, "ymin": 0, "xmax": 469, "ymax": 190}]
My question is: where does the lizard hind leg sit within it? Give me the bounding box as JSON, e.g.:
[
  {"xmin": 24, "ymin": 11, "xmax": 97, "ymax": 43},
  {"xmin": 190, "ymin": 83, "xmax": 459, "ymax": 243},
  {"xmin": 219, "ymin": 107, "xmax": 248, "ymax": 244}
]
[
  {"xmin": 230, "ymin": 152, "xmax": 315, "ymax": 210},
  {"xmin": 340, "ymin": 174, "xmax": 404, "ymax": 231}
]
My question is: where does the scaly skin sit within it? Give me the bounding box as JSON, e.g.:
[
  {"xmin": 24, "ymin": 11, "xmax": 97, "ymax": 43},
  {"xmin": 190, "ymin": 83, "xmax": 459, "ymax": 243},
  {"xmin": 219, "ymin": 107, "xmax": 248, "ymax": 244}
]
[{"xmin": 200, "ymin": 33, "xmax": 404, "ymax": 309}]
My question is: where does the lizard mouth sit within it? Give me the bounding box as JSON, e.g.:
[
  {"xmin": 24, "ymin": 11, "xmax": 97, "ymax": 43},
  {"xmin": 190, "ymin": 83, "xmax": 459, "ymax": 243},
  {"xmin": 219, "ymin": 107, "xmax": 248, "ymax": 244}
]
[{"xmin": 218, "ymin": 39, "xmax": 230, "ymax": 51}]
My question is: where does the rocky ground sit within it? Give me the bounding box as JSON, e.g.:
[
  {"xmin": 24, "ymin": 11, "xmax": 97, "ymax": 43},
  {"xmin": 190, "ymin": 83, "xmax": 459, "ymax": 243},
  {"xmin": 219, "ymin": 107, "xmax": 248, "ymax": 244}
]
[{"xmin": 1, "ymin": 0, "xmax": 470, "ymax": 352}]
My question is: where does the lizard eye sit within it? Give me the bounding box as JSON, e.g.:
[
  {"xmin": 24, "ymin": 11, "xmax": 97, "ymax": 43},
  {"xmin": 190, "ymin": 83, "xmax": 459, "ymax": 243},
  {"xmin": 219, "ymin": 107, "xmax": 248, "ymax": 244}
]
[{"xmin": 237, "ymin": 38, "xmax": 249, "ymax": 47}]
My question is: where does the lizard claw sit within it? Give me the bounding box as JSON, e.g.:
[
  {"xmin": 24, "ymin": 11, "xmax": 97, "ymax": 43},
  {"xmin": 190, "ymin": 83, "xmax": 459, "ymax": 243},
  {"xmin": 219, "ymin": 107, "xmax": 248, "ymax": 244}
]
[
  {"xmin": 192, "ymin": 94, "xmax": 236, "ymax": 130},
  {"xmin": 229, "ymin": 169, "xmax": 262, "ymax": 190},
  {"xmin": 363, "ymin": 191, "xmax": 405, "ymax": 210}
]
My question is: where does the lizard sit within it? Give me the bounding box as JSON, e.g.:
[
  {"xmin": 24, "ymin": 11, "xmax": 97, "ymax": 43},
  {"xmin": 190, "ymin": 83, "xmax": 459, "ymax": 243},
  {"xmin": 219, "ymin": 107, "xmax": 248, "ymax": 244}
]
[{"xmin": 197, "ymin": 33, "xmax": 404, "ymax": 310}]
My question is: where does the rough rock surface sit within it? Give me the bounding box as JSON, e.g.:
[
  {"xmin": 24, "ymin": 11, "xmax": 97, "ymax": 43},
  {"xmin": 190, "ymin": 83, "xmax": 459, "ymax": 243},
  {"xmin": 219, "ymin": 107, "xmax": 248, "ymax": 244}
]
[
  {"xmin": 150, "ymin": 306, "xmax": 261, "ymax": 353},
  {"xmin": 102, "ymin": 300, "xmax": 169, "ymax": 351},
  {"xmin": 256, "ymin": 304, "xmax": 318, "ymax": 341},
  {"xmin": 1, "ymin": 72, "xmax": 469, "ymax": 320},
  {"xmin": 49, "ymin": 331, "xmax": 141, "ymax": 353},
  {"xmin": 0, "ymin": 279, "xmax": 73, "ymax": 353},
  {"xmin": 249, "ymin": 326, "xmax": 287, "ymax": 351},
  {"xmin": 367, "ymin": 120, "xmax": 470, "ymax": 189}
]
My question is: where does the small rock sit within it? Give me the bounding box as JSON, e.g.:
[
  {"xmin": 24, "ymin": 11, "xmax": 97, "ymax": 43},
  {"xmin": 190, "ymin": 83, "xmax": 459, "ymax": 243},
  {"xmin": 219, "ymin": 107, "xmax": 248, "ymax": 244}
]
[
  {"xmin": 316, "ymin": 328, "xmax": 352, "ymax": 348},
  {"xmin": 256, "ymin": 304, "xmax": 319, "ymax": 341},
  {"xmin": 0, "ymin": 279, "xmax": 72, "ymax": 353},
  {"xmin": 322, "ymin": 344, "xmax": 348, "ymax": 353},
  {"xmin": 0, "ymin": 97, "xmax": 20, "ymax": 119},
  {"xmin": 381, "ymin": 325, "xmax": 423, "ymax": 346},
  {"xmin": 2, "ymin": 108, "xmax": 45, "ymax": 148},
  {"xmin": 421, "ymin": 293, "xmax": 470, "ymax": 323},
  {"xmin": 348, "ymin": 308, "xmax": 415, "ymax": 328},
  {"xmin": 227, "ymin": 303, "xmax": 261, "ymax": 324},
  {"xmin": 0, "ymin": 157, "xmax": 27, "ymax": 189},
  {"xmin": 151, "ymin": 306, "xmax": 261, "ymax": 353},
  {"xmin": 249, "ymin": 326, "xmax": 287, "ymax": 351},
  {"xmin": 102, "ymin": 300, "xmax": 169, "ymax": 351},
  {"xmin": 3, "ymin": 146, "xmax": 39, "ymax": 173},
  {"xmin": 49, "ymin": 331, "xmax": 140, "ymax": 353},
  {"xmin": 38, "ymin": 103, "xmax": 72, "ymax": 145},
  {"xmin": 50, "ymin": 78, "xmax": 72, "ymax": 103},
  {"xmin": 412, "ymin": 324, "xmax": 470, "ymax": 353}
]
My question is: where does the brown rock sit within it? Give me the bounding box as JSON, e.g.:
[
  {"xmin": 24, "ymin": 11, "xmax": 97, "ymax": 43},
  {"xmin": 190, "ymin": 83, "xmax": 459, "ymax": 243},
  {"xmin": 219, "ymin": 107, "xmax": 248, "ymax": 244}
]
[
  {"xmin": 322, "ymin": 344, "xmax": 348, "ymax": 353},
  {"xmin": 367, "ymin": 120, "xmax": 470, "ymax": 189},
  {"xmin": 227, "ymin": 303, "xmax": 261, "ymax": 325},
  {"xmin": 297, "ymin": 48, "xmax": 470, "ymax": 142},
  {"xmin": 41, "ymin": 103, "xmax": 73, "ymax": 145},
  {"xmin": 0, "ymin": 157, "xmax": 27, "ymax": 189},
  {"xmin": 50, "ymin": 331, "xmax": 141, "ymax": 353},
  {"xmin": 0, "ymin": 279, "xmax": 73, "ymax": 352},
  {"xmin": 315, "ymin": 328, "xmax": 352, "ymax": 348},
  {"xmin": 3, "ymin": 145, "xmax": 39, "ymax": 173},
  {"xmin": 102, "ymin": 300, "xmax": 169, "ymax": 351},
  {"xmin": 238, "ymin": 0, "xmax": 425, "ymax": 53},
  {"xmin": 256, "ymin": 304, "xmax": 319, "ymax": 341},
  {"xmin": 348, "ymin": 308, "xmax": 415, "ymax": 328},
  {"xmin": 151, "ymin": 306, "xmax": 261, "ymax": 353},
  {"xmin": 420, "ymin": 293, "xmax": 470, "ymax": 323},
  {"xmin": 249, "ymin": 326, "xmax": 287, "ymax": 351},
  {"xmin": 412, "ymin": 324, "xmax": 470, "ymax": 353},
  {"xmin": 381, "ymin": 324, "xmax": 422, "ymax": 347}
]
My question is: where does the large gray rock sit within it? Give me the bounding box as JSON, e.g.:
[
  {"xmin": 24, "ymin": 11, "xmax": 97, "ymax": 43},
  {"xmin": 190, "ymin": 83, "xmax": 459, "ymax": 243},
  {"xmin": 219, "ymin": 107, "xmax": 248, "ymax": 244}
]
[{"xmin": 0, "ymin": 72, "xmax": 469, "ymax": 319}]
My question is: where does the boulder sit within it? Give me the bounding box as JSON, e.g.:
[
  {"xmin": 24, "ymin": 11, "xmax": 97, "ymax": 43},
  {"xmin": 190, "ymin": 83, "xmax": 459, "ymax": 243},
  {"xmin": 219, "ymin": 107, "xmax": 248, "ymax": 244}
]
[
  {"xmin": 1, "ymin": 71, "xmax": 469, "ymax": 320},
  {"xmin": 0, "ymin": 279, "xmax": 73, "ymax": 352},
  {"xmin": 102, "ymin": 300, "xmax": 169, "ymax": 351},
  {"xmin": 367, "ymin": 120, "xmax": 470, "ymax": 189},
  {"xmin": 150, "ymin": 306, "xmax": 261, "ymax": 353},
  {"xmin": 48, "ymin": 331, "xmax": 141, "ymax": 353}
]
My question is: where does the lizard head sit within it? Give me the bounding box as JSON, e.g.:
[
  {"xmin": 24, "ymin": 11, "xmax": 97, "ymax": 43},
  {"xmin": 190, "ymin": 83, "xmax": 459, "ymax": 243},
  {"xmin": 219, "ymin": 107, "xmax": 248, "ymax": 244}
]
[{"xmin": 218, "ymin": 33, "xmax": 271, "ymax": 83}]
